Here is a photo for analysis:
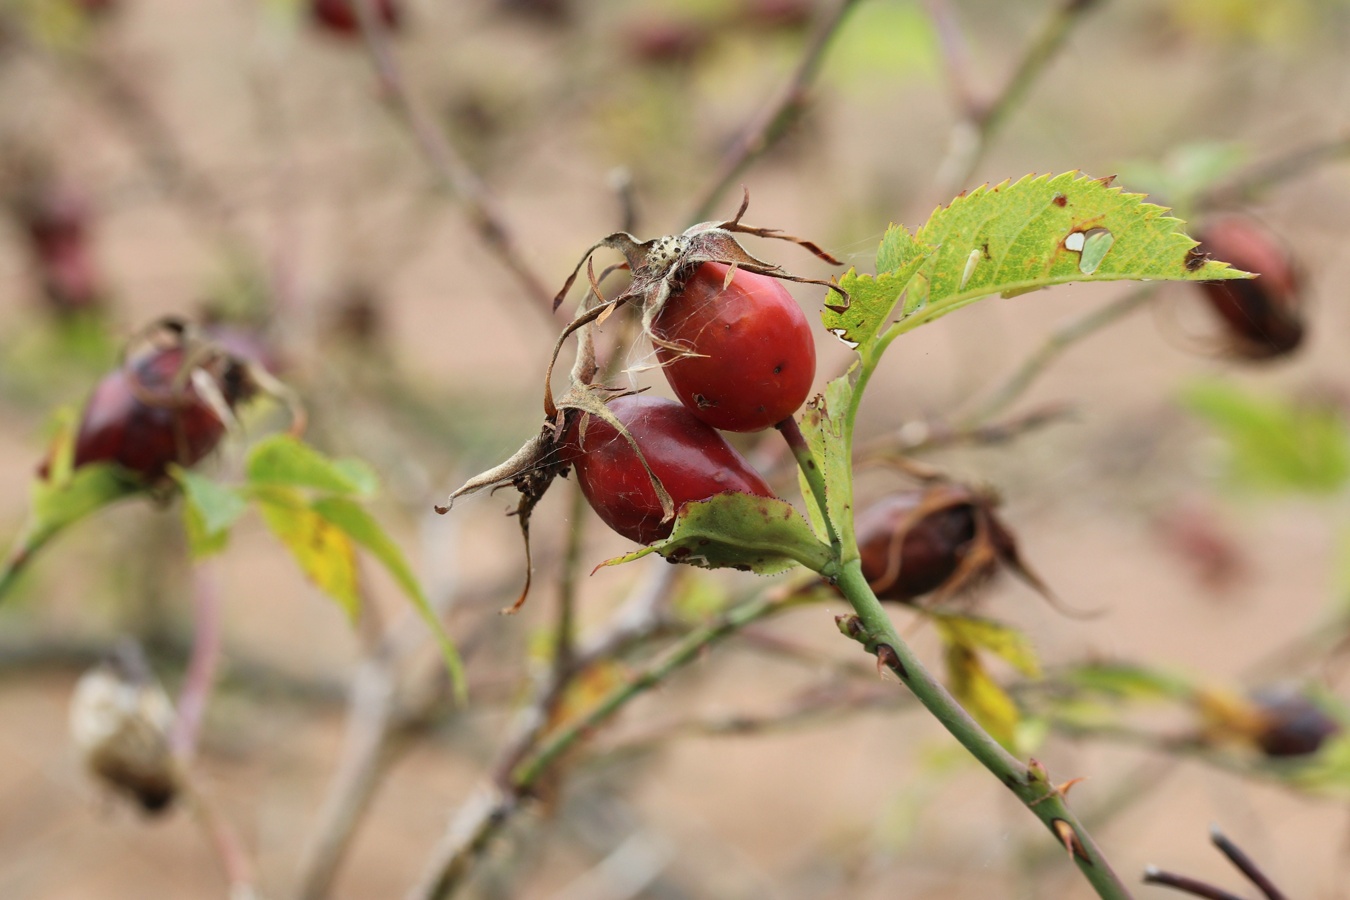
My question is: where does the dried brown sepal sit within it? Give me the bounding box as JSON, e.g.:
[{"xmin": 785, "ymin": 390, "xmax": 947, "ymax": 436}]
[
  {"xmin": 858, "ymin": 481, "xmax": 1100, "ymax": 618},
  {"xmin": 547, "ymin": 191, "xmax": 846, "ymax": 398}
]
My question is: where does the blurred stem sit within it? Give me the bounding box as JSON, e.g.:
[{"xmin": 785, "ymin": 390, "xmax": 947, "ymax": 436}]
[
  {"xmin": 1194, "ymin": 129, "xmax": 1350, "ymax": 211},
  {"xmin": 831, "ymin": 562, "xmax": 1131, "ymax": 899},
  {"xmin": 685, "ymin": 0, "xmax": 863, "ymax": 224},
  {"xmin": 934, "ymin": 0, "xmax": 1105, "ymax": 198},
  {"xmin": 169, "ymin": 563, "xmax": 223, "ymax": 760},
  {"xmin": 351, "ymin": 0, "xmax": 554, "ymax": 317},
  {"xmin": 510, "ymin": 590, "xmax": 791, "ymax": 789},
  {"xmin": 410, "ymin": 576, "xmax": 794, "ymax": 900},
  {"xmin": 960, "ymin": 284, "xmax": 1157, "ymax": 427},
  {"xmin": 0, "ymin": 524, "xmax": 48, "ymax": 603},
  {"xmin": 553, "ymin": 481, "xmax": 587, "ymax": 680}
]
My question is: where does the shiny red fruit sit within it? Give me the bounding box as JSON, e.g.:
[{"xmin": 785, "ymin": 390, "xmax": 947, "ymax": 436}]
[
  {"xmin": 1195, "ymin": 217, "xmax": 1304, "ymax": 359},
  {"xmin": 310, "ymin": 0, "xmax": 401, "ymax": 36},
  {"xmin": 652, "ymin": 262, "xmax": 816, "ymax": 432},
  {"xmin": 46, "ymin": 325, "xmax": 253, "ymax": 482},
  {"xmin": 565, "ymin": 395, "xmax": 775, "ymax": 544}
]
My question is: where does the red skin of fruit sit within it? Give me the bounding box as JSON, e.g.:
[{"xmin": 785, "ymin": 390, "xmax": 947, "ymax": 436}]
[
  {"xmin": 652, "ymin": 262, "xmax": 816, "ymax": 433},
  {"xmin": 310, "ymin": 0, "xmax": 401, "ymax": 36},
  {"xmin": 856, "ymin": 492, "xmax": 979, "ymax": 602},
  {"xmin": 50, "ymin": 346, "xmax": 235, "ymax": 482},
  {"xmin": 20, "ymin": 184, "xmax": 103, "ymax": 314},
  {"xmin": 565, "ymin": 395, "xmax": 775, "ymax": 545},
  {"xmin": 1195, "ymin": 217, "xmax": 1303, "ymax": 359}
]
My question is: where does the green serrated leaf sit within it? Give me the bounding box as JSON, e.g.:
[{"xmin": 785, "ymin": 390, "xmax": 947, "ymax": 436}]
[
  {"xmin": 889, "ymin": 171, "xmax": 1248, "ymax": 336},
  {"xmin": 875, "ymin": 224, "xmax": 929, "ymax": 275},
  {"xmin": 822, "ymin": 250, "xmax": 932, "ymax": 351},
  {"xmin": 933, "ymin": 613, "xmax": 1042, "ymax": 678},
  {"xmin": 255, "ymin": 486, "xmax": 361, "ymax": 621},
  {"xmin": 172, "ymin": 467, "xmax": 247, "ymax": 558},
  {"xmin": 945, "ymin": 643, "xmax": 1019, "ymax": 749},
  {"xmin": 311, "ymin": 497, "xmax": 467, "ymax": 703},
  {"xmin": 1182, "ymin": 380, "xmax": 1350, "ymax": 494},
  {"xmin": 246, "ymin": 435, "xmax": 378, "ymax": 497},
  {"xmin": 600, "ymin": 492, "xmax": 833, "ymax": 576}
]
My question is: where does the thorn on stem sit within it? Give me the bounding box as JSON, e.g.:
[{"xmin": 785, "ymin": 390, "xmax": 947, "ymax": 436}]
[{"xmin": 1051, "ymin": 819, "xmax": 1090, "ymax": 864}]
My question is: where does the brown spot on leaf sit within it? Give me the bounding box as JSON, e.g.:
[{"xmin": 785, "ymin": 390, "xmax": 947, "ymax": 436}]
[
  {"xmin": 1184, "ymin": 246, "xmax": 1210, "ymax": 272},
  {"xmin": 1053, "ymin": 194, "xmax": 1067, "ymax": 207}
]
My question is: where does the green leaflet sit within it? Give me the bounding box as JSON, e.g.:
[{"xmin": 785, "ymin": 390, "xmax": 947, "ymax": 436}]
[{"xmin": 600, "ymin": 492, "xmax": 835, "ymax": 577}]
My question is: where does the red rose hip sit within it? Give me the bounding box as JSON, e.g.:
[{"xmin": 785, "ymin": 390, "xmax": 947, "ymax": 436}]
[
  {"xmin": 45, "ymin": 321, "xmax": 255, "ymax": 482},
  {"xmin": 1194, "ymin": 217, "xmax": 1304, "ymax": 360},
  {"xmin": 652, "ymin": 262, "xmax": 816, "ymax": 432},
  {"xmin": 565, "ymin": 394, "xmax": 775, "ymax": 544}
]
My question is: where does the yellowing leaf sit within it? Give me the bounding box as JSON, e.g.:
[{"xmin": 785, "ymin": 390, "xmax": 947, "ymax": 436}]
[
  {"xmin": 945, "ymin": 644, "xmax": 1020, "ymax": 749},
  {"xmin": 933, "ymin": 613, "xmax": 1042, "ymax": 678},
  {"xmin": 255, "ymin": 487, "xmax": 360, "ymax": 621}
]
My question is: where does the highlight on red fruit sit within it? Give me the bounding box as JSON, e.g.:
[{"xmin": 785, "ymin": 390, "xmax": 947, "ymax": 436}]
[
  {"xmin": 652, "ymin": 262, "xmax": 816, "ymax": 433},
  {"xmin": 309, "ymin": 0, "xmax": 401, "ymax": 37},
  {"xmin": 856, "ymin": 484, "xmax": 1045, "ymax": 606},
  {"xmin": 564, "ymin": 394, "xmax": 775, "ymax": 544},
  {"xmin": 1193, "ymin": 216, "xmax": 1304, "ymax": 360},
  {"xmin": 41, "ymin": 319, "xmax": 259, "ymax": 483}
]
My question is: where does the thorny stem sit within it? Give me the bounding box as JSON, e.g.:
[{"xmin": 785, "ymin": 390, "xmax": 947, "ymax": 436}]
[
  {"xmin": 961, "ymin": 284, "xmax": 1157, "ymax": 427},
  {"xmin": 684, "ymin": 0, "xmax": 864, "ymax": 224},
  {"xmin": 352, "ymin": 0, "xmax": 554, "ymax": 317},
  {"xmin": 933, "ymin": 0, "xmax": 1105, "ymax": 199},
  {"xmin": 831, "ymin": 562, "xmax": 1132, "ymax": 899}
]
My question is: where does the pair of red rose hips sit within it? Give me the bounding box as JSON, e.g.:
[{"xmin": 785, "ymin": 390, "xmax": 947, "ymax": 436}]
[{"xmin": 565, "ymin": 262, "xmax": 814, "ymax": 545}]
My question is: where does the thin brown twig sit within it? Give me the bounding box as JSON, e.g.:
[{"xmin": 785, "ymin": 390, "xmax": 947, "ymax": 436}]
[
  {"xmin": 923, "ymin": 0, "xmax": 981, "ymax": 117},
  {"xmin": 182, "ymin": 777, "xmax": 260, "ymax": 900},
  {"xmin": 684, "ymin": 0, "xmax": 864, "ymax": 224},
  {"xmin": 959, "ymin": 284, "xmax": 1156, "ymax": 427},
  {"xmin": 351, "ymin": 0, "xmax": 554, "ymax": 316},
  {"xmin": 856, "ymin": 402, "xmax": 1075, "ymax": 461},
  {"xmin": 933, "ymin": 0, "xmax": 1106, "ymax": 199},
  {"xmin": 1142, "ymin": 868, "xmax": 1245, "ymax": 900},
  {"xmin": 49, "ymin": 44, "xmax": 253, "ymax": 258},
  {"xmin": 408, "ymin": 569, "xmax": 821, "ymax": 900},
  {"xmin": 1194, "ymin": 130, "xmax": 1350, "ymax": 211}
]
